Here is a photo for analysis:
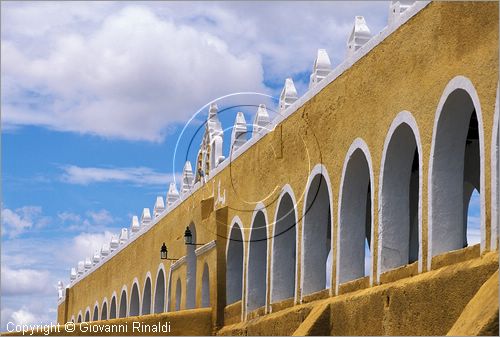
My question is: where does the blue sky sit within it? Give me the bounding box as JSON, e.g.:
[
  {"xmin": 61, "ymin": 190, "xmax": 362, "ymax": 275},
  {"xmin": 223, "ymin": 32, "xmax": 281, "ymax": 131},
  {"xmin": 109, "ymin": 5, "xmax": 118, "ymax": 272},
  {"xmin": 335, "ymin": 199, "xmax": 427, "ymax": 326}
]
[{"xmin": 0, "ymin": 1, "xmax": 481, "ymax": 329}]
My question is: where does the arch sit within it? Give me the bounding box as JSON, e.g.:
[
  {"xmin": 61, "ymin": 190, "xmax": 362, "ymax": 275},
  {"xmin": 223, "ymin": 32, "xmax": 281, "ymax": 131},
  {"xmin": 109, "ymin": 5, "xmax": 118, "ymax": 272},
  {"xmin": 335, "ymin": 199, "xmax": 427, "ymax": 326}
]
[
  {"xmin": 154, "ymin": 265, "xmax": 166, "ymax": 313},
  {"xmin": 109, "ymin": 292, "xmax": 117, "ymax": 319},
  {"xmin": 129, "ymin": 279, "xmax": 141, "ymax": 317},
  {"xmin": 70, "ymin": 315, "xmax": 75, "ymax": 323},
  {"xmin": 201, "ymin": 263, "xmax": 210, "ymax": 307},
  {"xmin": 336, "ymin": 139, "xmax": 375, "ymax": 289},
  {"xmin": 93, "ymin": 301, "xmax": 99, "ymax": 321},
  {"xmin": 186, "ymin": 222, "xmax": 197, "ymax": 309},
  {"xmin": 378, "ymin": 112, "xmax": 423, "ymax": 277},
  {"xmin": 84, "ymin": 307, "xmax": 90, "ymax": 322},
  {"xmin": 246, "ymin": 204, "xmax": 268, "ymax": 313},
  {"xmin": 428, "ymin": 76, "xmax": 486, "ymax": 266},
  {"xmin": 142, "ymin": 273, "xmax": 152, "ymax": 315},
  {"xmin": 271, "ymin": 185, "xmax": 298, "ymax": 303},
  {"xmin": 226, "ymin": 217, "xmax": 244, "ymax": 305},
  {"xmin": 492, "ymin": 85, "xmax": 499, "ymax": 250},
  {"xmin": 301, "ymin": 164, "xmax": 334, "ymax": 297},
  {"xmin": 175, "ymin": 278, "xmax": 182, "ymax": 311},
  {"xmin": 119, "ymin": 286, "xmax": 127, "ymax": 318},
  {"xmin": 101, "ymin": 298, "xmax": 108, "ymax": 320},
  {"xmin": 77, "ymin": 311, "xmax": 82, "ymax": 323}
]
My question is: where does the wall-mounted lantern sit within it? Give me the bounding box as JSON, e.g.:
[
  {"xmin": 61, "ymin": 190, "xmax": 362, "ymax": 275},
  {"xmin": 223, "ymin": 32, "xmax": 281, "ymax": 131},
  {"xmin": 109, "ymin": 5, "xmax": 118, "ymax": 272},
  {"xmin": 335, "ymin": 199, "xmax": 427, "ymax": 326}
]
[
  {"xmin": 160, "ymin": 242, "xmax": 178, "ymax": 261},
  {"xmin": 184, "ymin": 226, "xmax": 209, "ymax": 246}
]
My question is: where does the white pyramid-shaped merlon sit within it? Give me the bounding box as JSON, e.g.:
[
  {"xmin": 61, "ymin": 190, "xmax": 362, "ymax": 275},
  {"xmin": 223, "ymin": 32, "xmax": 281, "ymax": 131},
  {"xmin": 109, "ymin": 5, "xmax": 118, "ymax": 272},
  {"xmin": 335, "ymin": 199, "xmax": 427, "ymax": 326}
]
[
  {"xmin": 141, "ymin": 208, "xmax": 152, "ymax": 226},
  {"xmin": 181, "ymin": 162, "xmax": 194, "ymax": 195},
  {"xmin": 167, "ymin": 182, "xmax": 180, "ymax": 207},
  {"xmin": 153, "ymin": 196, "xmax": 165, "ymax": 217},
  {"xmin": 101, "ymin": 243, "xmax": 110, "ymax": 257},
  {"xmin": 92, "ymin": 250, "xmax": 100, "ymax": 265},
  {"xmin": 130, "ymin": 216, "xmax": 140, "ymax": 233},
  {"xmin": 253, "ymin": 104, "xmax": 271, "ymax": 136},
  {"xmin": 279, "ymin": 78, "xmax": 298, "ymax": 112},
  {"xmin": 388, "ymin": 0, "xmax": 415, "ymax": 25},
  {"xmin": 110, "ymin": 235, "xmax": 119, "ymax": 251},
  {"xmin": 119, "ymin": 228, "xmax": 129, "ymax": 244},
  {"xmin": 347, "ymin": 16, "xmax": 372, "ymax": 58},
  {"xmin": 58, "ymin": 281, "xmax": 64, "ymax": 300},
  {"xmin": 231, "ymin": 112, "xmax": 248, "ymax": 152},
  {"xmin": 77, "ymin": 261, "xmax": 85, "ymax": 275},
  {"xmin": 70, "ymin": 268, "xmax": 77, "ymax": 281},
  {"xmin": 309, "ymin": 49, "xmax": 332, "ymax": 89},
  {"xmin": 84, "ymin": 257, "xmax": 92, "ymax": 271}
]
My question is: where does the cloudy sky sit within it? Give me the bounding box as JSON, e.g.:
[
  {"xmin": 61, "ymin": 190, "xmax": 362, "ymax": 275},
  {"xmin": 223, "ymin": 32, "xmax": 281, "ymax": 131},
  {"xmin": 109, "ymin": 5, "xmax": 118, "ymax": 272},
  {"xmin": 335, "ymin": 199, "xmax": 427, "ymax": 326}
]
[{"xmin": 0, "ymin": 1, "xmax": 482, "ymax": 329}]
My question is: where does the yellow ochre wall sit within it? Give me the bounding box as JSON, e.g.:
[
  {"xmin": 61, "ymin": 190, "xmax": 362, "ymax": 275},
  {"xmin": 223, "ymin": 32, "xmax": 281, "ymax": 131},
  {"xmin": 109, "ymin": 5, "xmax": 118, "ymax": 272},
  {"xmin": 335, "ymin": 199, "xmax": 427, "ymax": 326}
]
[{"xmin": 59, "ymin": 1, "xmax": 499, "ymax": 332}]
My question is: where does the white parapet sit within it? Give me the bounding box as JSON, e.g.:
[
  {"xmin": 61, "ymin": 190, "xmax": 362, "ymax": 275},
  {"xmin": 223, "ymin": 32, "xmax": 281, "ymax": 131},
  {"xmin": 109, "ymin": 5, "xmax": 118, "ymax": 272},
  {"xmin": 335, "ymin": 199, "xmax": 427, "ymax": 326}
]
[
  {"xmin": 253, "ymin": 104, "xmax": 271, "ymax": 136},
  {"xmin": 92, "ymin": 250, "xmax": 100, "ymax": 265},
  {"xmin": 141, "ymin": 208, "xmax": 152, "ymax": 226},
  {"xmin": 153, "ymin": 196, "xmax": 165, "ymax": 218},
  {"xmin": 84, "ymin": 257, "xmax": 92, "ymax": 271},
  {"xmin": 309, "ymin": 49, "xmax": 332, "ymax": 89},
  {"xmin": 389, "ymin": 0, "xmax": 416, "ymax": 25},
  {"xmin": 279, "ymin": 78, "xmax": 298, "ymax": 113},
  {"xmin": 70, "ymin": 268, "xmax": 77, "ymax": 281},
  {"xmin": 231, "ymin": 112, "xmax": 248, "ymax": 152},
  {"xmin": 347, "ymin": 16, "xmax": 372, "ymax": 58},
  {"xmin": 130, "ymin": 215, "xmax": 140, "ymax": 233},
  {"xmin": 77, "ymin": 261, "xmax": 84, "ymax": 275},
  {"xmin": 181, "ymin": 162, "xmax": 194, "ymax": 195},
  {"xmin": 167, "ymin": 182, "xmax": 180, "ymax": 207},
  {"xmin": 119, "ymin": 228, "xmax": 129, "ymax": 244},
  {"xmin": 110, "ymin": 235, "xmax": 119, "ymax": 251},
  {"xmin": 101, "ymin": 243, "xmax": 110, "ymax": 257}
]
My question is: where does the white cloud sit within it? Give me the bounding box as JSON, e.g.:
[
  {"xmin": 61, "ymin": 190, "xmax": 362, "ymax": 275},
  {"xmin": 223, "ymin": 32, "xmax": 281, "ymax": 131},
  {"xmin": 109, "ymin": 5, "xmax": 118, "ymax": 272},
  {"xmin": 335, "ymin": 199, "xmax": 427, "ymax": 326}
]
[
  {"xmin": 1, "ymin": 266, "xmax": 53, "ymax": 296},
  {"xmin": 1, "ymin": 206, "xmax": 50, "ymax": 238},
  {"xmin": 2, "ymin": 5, "xmax": 266, "ymax": 142},
  {"xmin": 67, "ymin": 231, "xmax": 115, "ymax": 264},
  {"xmin": 1, "ymin": 2, "xmax": 388, "ymax": 142},
  {"xmin": 60, "ymin": 165, "xmax": 179, "ymax": 186}
]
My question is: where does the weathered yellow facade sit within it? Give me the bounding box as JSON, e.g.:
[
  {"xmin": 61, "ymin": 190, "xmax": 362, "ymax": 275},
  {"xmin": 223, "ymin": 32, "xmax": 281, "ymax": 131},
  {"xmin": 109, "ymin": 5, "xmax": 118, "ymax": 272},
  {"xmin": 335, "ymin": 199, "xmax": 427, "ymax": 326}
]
[{"xmin": 56, "ymin": 2, "xmax": 499, "ymax": 335}]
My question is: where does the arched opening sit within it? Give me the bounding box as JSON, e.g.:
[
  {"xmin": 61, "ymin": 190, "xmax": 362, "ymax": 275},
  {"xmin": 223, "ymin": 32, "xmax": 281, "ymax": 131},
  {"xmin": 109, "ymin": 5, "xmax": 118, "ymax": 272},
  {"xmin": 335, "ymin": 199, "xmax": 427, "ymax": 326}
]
[
  {"xmin": 430, "ymin": 87, "xmax": 482, "ymax": 257},
  {"xmin": 84, "ymin": 309, "xmax": 90, "ymax": 322},
  {"xmin": 101, "ymin": 300, "xmax": 108, "ymax": 320},
  {"xmin": 338, "ymin": 146, "xmax": 373, "ymax": 284},
  {"xmin": 302, "ymin": 172, "xmax": 332, "ymax": 295},
  {"xmin": 186, "ymin": 223, "xmax": 197, "ymax": 309},
  {"xmin": 77, "ymin": 313, "xmax": 82, "ymax": 323},
  {"xmin": 142, "ymin": 277, "xmax": 152, "ymax": 315},
  {"xmin": 201, "ymin": 263, "xmax": 210, "ymax": 307},
  {"xmin": 93, "ymin": 304, "xmax": 98, "ymax": 321},
  {"xmin": 119, "ymin": 289, "xmax": 127, "ymax": 318},
  {"xmin": 226, "ymin": 221, "xmax": 243, "ymax": 305},
  {"xmin": 109, "ymin": 296, "xmax": 117, "ymax": 319},
  {"xmin": 130, "ymin": 282, "xmax": 140, "ymax": 317},
  {"xmin": 271, "ymin": 191, "xmax": 297, "ymax": 302},
  {"xmin": 154, "ymin": 268, "xmax": 165, "ymax": 313},
  {"xmin": 175, "ymin": 278, "xmax": 182, "ymax": 311},
  {"xmin": 246, "ymin": 209, "xmax": 268, "ymax": 313},
  {"xmin": 466, "ymin": 189, "xmax": 481, "ymax": 246},
  {"xmin": 380, "ymin": 121, "xmax": 420, "ymax": 273}
]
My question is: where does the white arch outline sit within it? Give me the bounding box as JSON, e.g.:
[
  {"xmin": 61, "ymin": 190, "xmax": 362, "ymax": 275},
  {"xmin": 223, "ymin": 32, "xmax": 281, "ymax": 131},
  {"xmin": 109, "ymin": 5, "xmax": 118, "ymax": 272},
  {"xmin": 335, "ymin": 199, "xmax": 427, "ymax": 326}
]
[
  {"xmin": 101, "ymin": 297, "xmax": 108, "ymax": 320},
  {"xmin": 119, "ymin": 285, "xmax": 128, "ymax": 318},
  {"xmin": 428, "ymin": 75, "xmax": 486, "ymax": 270},
  {"xmin": 92, "ymin": 301, "xmax": 99, "ymax": 321},
  {"xmin": 109, "ymin": 291, "xmax": 117, "ymax": 319},
  {"xmin": 300, "ymin": 163, "xmax": 335, "ymax": 301},
  {"xmin": 70, "ymin": 315, "xmax": 75, "ymax": 323},
  {"xmin": 377, "ymin": 111, "xmax": 423, "ymax": 281},
  {"xmin": 77, "ymin": 310, "xmax": 82, "ymax": 323},
  {"xmin": 270, "ymin": 184, "xmax": 300, "ymax": 304},
  {"xmin": 336, "ymin": 138, "xmax": 375, "ymax": 294},
  {"xmin": 129, "ymin": 277, "xmax": 141, "ymax": 317},
  {"xmin": 491, "ymin": 84, "xmax": 499, "ymax": 250},
  {"xmin": 154, "ymin": 263, "xmax": 166, "ymax": 313},
  {"xmin": 244, "ymin": 202, "xmax": 270, "ymax": 318},
  {"xmin": 226, "ymin": 215, "xmax": 246, "ymax": 321},
  {"xmin": 174, "ymin": 275, "xmax": 183, "ymax": 311},
  {"xmin": 141, "ymin": 272, "xmax": 152, "ymax": 315},
  {"xmin": 84, "ymin": 306, "xmax": 91, "ymax": 322}
]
